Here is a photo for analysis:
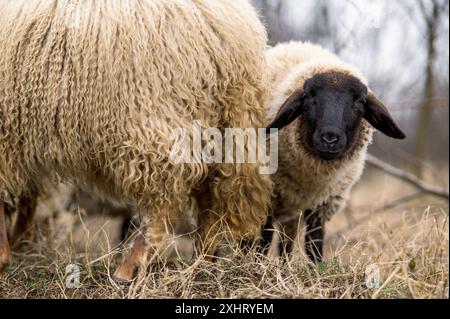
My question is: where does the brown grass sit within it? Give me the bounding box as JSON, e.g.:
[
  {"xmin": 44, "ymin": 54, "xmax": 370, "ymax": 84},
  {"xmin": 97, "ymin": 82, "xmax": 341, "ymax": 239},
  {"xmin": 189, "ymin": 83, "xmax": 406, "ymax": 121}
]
[{"xmin": 0, "ymin": 169, "xmax": 448, "ymax": 299}]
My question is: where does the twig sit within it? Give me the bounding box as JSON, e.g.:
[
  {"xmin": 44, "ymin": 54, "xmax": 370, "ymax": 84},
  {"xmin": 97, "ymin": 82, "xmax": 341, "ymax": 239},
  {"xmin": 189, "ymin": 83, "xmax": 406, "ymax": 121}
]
[
  {"xmin": 328, "ymin": 191, "xmax": 425, "ymax": 241},
  {"xmin": 366, "ymin": 154, "xmax": 449, "ymax": 199},
  {"xmin": 372, "ymin": 191, "xmax": 426, "ymax": 213}
]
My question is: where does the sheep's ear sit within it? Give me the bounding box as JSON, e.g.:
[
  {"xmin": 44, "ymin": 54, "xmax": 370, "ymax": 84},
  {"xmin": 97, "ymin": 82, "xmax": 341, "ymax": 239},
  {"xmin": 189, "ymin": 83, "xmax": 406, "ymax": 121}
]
[
  {"xmin": 266, "ymin": 90, "xmax": 305, "ymax": 133},
  {"xmin": 363, "ymin": 93, "xmax": 406, "ymax": 139}
]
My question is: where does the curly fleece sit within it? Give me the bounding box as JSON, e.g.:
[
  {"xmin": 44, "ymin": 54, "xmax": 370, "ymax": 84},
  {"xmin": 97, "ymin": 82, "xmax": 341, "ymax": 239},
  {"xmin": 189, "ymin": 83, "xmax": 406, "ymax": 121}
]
[{"xmin": 0, "ymin": 0, "xmax": 272, "ymax": 246}]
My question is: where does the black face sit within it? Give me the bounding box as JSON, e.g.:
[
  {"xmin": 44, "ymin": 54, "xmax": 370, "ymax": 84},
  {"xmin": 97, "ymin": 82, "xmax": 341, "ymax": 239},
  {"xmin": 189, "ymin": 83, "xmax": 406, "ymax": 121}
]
[
  {"xmin": 301, "ymin": 73, "xmax": 368, "ymax": 160},
  {"xmin": 267, "ymin": 72, "xmax": 406, "ymax": 161}
]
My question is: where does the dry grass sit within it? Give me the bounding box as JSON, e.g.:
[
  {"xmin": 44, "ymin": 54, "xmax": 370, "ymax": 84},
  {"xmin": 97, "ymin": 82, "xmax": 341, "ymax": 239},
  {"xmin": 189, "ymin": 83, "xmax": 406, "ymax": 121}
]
[{"xmin": 0, "ymin": 169, "xmax": 448, "ymax": 299}]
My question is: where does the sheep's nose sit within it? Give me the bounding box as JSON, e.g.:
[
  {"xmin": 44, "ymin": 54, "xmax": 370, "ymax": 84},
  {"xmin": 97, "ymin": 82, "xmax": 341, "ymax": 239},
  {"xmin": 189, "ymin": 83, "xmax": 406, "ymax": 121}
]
[{"xmin": 321, "ymin": 132, "xmax": 339, "ymax": 147}]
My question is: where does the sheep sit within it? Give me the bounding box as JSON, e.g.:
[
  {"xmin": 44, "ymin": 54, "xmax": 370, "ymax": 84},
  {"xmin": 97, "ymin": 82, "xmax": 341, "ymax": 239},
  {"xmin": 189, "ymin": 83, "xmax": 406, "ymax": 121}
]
[
  {"xmin": 261, "ymin": 41, "xmax": 405, "ymax": 262},
  {"xmin": 0, "ymin": 0, "xmax": 272, "ymax": 278}
]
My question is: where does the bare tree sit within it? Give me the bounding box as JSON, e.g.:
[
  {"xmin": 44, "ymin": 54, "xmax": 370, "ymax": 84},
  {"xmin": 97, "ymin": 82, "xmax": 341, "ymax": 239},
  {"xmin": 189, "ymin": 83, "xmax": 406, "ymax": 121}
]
[
  {"xmin": 253, "ymin": 0, "xmax": 284, "ymax": 44},
  {"xmin": 414, "ymin": 0, "xmax": 449, "ymax": 177}
]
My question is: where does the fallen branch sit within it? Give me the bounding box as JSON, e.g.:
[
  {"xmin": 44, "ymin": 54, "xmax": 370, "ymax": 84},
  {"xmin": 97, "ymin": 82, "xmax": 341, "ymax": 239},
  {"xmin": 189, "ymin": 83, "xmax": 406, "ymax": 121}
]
[
  {"xmin": 372, "ymin": 191, "xmax": 426, "ymax": 213},
  {"xmin": 366, "ymin": 154, "xmax": 449, "ymax": 199},
  {"xmin": 327, "ymin": 191, "xmax": 427, "ymax": 241}
]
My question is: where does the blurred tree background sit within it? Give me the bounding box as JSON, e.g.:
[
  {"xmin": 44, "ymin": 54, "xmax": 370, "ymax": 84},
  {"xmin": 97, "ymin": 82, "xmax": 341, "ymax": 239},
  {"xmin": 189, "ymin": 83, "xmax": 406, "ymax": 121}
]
[{"xmin": 253, "ymin": 0, "xmax": 449, "ymax": 186}]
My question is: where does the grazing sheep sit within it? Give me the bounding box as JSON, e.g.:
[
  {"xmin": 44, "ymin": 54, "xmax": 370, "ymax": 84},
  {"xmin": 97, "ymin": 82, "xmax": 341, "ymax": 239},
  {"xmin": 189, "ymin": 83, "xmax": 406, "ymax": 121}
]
[
  {"xmin": 262, "ymin": 42, "xmax": 405, "ymax": 262},
  {"xmin": 0, "ymin": 0, "xmax": 271, "ymax": 278}
]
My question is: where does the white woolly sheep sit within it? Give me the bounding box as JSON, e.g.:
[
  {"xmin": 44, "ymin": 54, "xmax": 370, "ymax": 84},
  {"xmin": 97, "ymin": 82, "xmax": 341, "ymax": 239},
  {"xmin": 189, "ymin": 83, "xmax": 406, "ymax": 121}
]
[
  {"xmin": 262, "ymin": 42, "xmax": 405, "ymax": 262},
  {"xmin": 0, "ymin": 0, "xmax": 272, "ymax": 279}
]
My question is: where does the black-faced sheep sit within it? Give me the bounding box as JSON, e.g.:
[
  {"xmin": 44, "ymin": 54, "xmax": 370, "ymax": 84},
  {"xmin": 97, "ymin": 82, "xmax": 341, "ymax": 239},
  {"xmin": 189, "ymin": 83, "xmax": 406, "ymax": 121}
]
[
  {"xmin": 262, "ymin": 42, "xmax": 405, "ymax": 262},
  {"xmin": 0, "ymin": 0, "xmax": 272, "ymax": 278}
]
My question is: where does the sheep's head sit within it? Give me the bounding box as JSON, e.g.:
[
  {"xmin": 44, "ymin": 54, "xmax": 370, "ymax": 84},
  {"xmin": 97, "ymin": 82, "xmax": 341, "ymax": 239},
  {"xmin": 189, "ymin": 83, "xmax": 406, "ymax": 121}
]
[{"xmin": 267, "ymin": 71, "xmax": 406, "ymax": 161}]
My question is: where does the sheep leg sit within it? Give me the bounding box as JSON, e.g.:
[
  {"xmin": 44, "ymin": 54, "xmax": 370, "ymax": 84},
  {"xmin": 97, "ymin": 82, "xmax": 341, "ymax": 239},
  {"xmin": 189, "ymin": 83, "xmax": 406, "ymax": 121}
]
[
  {"xmin": 257, "ymin": 215, "xmax": 275, "ymax": 255},
  {"xmin": 304, "ymin": 209, "xmax": 325, "ymax": 263},
  {"xmin": 114, "ymin": 215, "xmax": 174, "ymax": 282},
  {"xmin": 195, "ymin": 183, "xmax": 220, "ymax": 258},
  {"xmin": 196, "ymin": 209, "xmax": 222, "ymax": 258},
  {"xmin": 11, "ymin": 195, "xmax": 37, "ymax": 247},
  {"xmin": 0, "ymin": 201, "xmax": 10, "ymax": 275},
  {"xmin": 278, "ymin": 216, "xmax": 300, "ymax": 257},
  {"xmin": 202, "ymin": 166, "xmax": 270, "ymax": 257},
  {"xmin": 195, "ymin": 183, "xmax": 239, "ymax": 258}
]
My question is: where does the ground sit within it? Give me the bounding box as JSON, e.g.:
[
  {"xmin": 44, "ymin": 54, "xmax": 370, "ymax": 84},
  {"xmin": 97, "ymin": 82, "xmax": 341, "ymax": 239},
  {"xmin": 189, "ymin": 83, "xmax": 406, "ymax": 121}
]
[{"xmin": 0, "ymin": 168, "xmax": 448, "ymax": 299}]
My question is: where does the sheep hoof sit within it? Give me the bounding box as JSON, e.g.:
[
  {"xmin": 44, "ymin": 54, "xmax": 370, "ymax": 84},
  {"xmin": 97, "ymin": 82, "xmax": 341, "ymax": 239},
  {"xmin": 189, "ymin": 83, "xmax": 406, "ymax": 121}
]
[
  {"xmin": 113, "ymin": 264, "xmax": 136, "ymax": 283},
  {"xmin": 113, "ymin": 272, "xmax": 134, "ymax": 284},
  {"xmin": 113, "ymin": 234, "xmax": 147, "ymax": 282}
]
